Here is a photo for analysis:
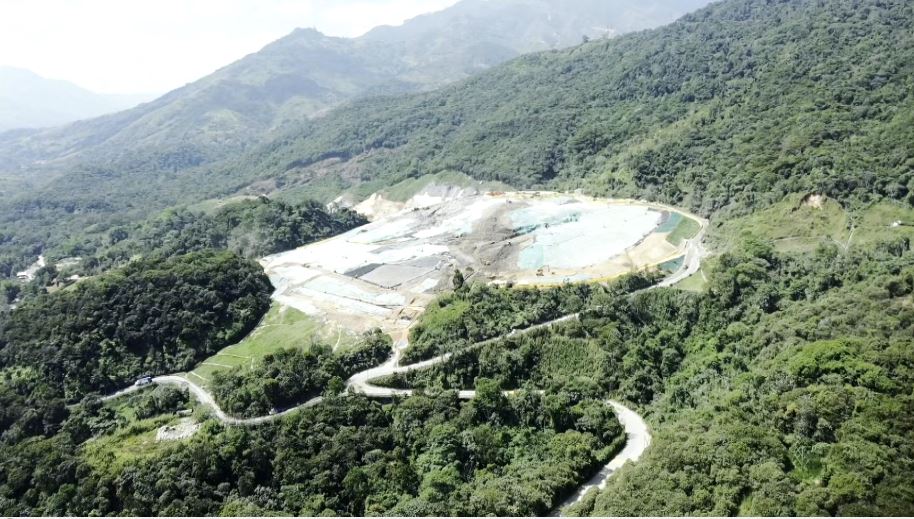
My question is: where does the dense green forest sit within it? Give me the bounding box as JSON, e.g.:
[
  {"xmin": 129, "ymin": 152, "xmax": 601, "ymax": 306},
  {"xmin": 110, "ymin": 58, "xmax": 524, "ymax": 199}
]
[
  {"xmin": 90, "ymin": 197, "xmax": 366, "ymax": 272},
  {"xmin": 403, "ymin": 272, "xmax": 657, "ymax": 363},
  {"xmin": 0, "ymin": 251, "xmax": 271, "ymax": 443},
  {"xmin": 4, "ymin": 230, "xmax": 912, "ymax": 515},
  {"xmin": 230, "ymin": 0, "xmax": 914, "ymax": 216},
  {"xmin": 379, "ymin": 236, "xmax": 914, "ymax": 515},
  {"xmin": 212, "ymin": 331, "xmax": 391, "ymax": 417},
  {"xmin": 2, "ymin": 0, "xmax": 912, "ymax": 279},
  {"xmin": 0, "ymin": 388, "xmax": 623, "ymax": 515},
  {"xmin": 1, "ymin": 0, "xmax": 913, "ymax": 516},
  {"xmin": 0, "ymin": 197, "xmax": 364, "ymax": 281}
]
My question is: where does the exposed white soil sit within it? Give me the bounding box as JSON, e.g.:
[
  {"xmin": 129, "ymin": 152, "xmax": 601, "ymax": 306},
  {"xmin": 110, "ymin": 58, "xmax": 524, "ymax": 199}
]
[
  {"xmin": 261, "ymin": 191, "xmax": 697, "ymax": 340},
  {"xmin": 103, "ymin": 191, "xmax": 709, "ymax": 514},
  {"xmin": 155, "ymin": 417, "xmax": 200, "ymax": 441}
]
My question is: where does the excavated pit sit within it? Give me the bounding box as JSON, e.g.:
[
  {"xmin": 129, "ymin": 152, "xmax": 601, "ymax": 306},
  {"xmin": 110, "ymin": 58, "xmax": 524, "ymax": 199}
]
[{"xmin": 261, "ymin": 192, "xmax": 689, "ymax": 340}]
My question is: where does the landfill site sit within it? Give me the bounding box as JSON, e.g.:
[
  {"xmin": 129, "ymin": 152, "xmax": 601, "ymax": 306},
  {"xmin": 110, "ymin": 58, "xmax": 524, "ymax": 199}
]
[{"xmin": 261, "ymin": 191, "xmax": 692, "ymax": 343}]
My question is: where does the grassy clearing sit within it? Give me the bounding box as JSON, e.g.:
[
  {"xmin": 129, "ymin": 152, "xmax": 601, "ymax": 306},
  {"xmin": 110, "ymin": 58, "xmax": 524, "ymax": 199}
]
[
  {"xmin": 185, "ymin": 195, "xmax": 261, "ymax": 214},
  {"xmin": 666, "ymin": 216, "xmax": 702, "ymax": 246},
  {"xmin": 854, "ymin": 201, "xmax": 914, "ymax": 246},
  {"xmin": 675, "ymin": 268, "xmax": 709, "ymax": 292},
  {"xmin": 273, "ymin": 173, "xmax": 353, "ymax": 204},
  {"xmin": 412, "ymin": 297, "xmax": 471, "ymax": 333},
  {"xmin": 81, "ymin": 393, "xmax": 194, "ymax": 472},
  {"xmin": 713, "ymin": 194, "xmax": 850, "ymax": 253},
  {"xmin": 714, "ymin": 195, "xmax": 914, "ymax": 254},
  {"xmin": 189, "ymin": 302, "xmax": 358, "ymax": 387},
  {"xmin": 81, "ymin": 414, "xmax": 178, "ymax": 472}
]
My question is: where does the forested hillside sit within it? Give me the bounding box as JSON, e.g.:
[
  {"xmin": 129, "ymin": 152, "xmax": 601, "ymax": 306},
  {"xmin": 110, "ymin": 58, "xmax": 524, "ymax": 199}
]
[
  {"xmin": 0, "ymin": 251, "xmax": 271, "ymax": 443},
  {"xmin": 0, "ymin": 197, "xmax": 363, "ymax": 283},
  {"xmin": 0, "ymin": 0, "xmax": 705, "ymax": 192},
  {"xmin": 224, "ymin": 0, "xmax": 912, "ymax": 218},
  {"xmin": 1, "ymin": 1, "xmax": 913, "ymax": 515},
  {"xmin": 0, "ymin": 388, "xmax": 624, "ymax": 515},
  {"xmin": 2, "ymin": 0, "xmax": 910, "ymax": 279},
  {"xmin": 88, "ymin": 197, "xmax": 366, "ymax": 273},
  {"xmin": 211, "ymin": 332, "xmax": 391, "ymax": 417},
  {"xmin": 377, "ymin": 236, "xmax": 914, "ymax": 515}
]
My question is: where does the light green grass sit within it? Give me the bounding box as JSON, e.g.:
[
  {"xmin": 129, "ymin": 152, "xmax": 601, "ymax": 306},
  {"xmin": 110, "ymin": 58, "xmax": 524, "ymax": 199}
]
[
  {"xmin": 854, "ymin": 201, "xmax": 914, "ymax": 246},
  {"xmin": 81, "ymin": 397, "xmax": 183, "ymax": 473},
  {"xmin": 714, "ymin": 194, "xmax": 850, "ymax": 253},
  {"xmin": 674, "ymin": 267, "xmax": 710, "ymax": 292},
  {"xmin": 713, "ymin": 195, "xmax": 914, "ymax": 254},
  {"xmin": 185, "ymin": 195, "xmax": 262, "ymax": 214},
  {"xmin": 82, "ymin": 415, "xmax": 179, "ymax": 473},
  {"xmin": 413, "ymin": 298, "xmax": 471, "ymax": 332},
  {"xmin": 274, "ymin": 173, "xmax": 353, "ymax": 204},
  {"xmin": 189, "ymin": 302, "xmax": 359, "ymax": 387},
  {"xmin": 666, "ymin": 216, "xmax": 701, "ymax": 246}
]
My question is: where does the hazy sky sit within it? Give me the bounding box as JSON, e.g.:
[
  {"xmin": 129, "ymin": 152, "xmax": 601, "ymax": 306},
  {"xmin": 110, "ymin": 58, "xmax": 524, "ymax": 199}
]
[{"xmin": 0, "ymin": 0, "xmax": 460, "ymax": 95}]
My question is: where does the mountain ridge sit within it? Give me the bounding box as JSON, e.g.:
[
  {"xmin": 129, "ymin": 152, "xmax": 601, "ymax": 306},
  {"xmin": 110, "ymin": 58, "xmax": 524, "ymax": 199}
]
[
  {"xmin": 0, "ymin": 66, "xmax": 153, "ymax": 132},
  {"xmin": 6, "ymin": 0, "xmax": 910, "ymax": 282},
  {"xmin": 0, "ymin": 0, "xmax": 710, "ymax": 184}
]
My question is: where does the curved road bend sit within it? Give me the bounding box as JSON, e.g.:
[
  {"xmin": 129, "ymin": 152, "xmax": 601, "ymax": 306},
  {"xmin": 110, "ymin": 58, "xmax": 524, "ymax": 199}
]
[
  {"xmin": 102, "ymin": 210, "xmax": 706, "ymax": 511},
  {"xmin": 100, "ymin": 304, "xmax": 650, "ymax": 514}
]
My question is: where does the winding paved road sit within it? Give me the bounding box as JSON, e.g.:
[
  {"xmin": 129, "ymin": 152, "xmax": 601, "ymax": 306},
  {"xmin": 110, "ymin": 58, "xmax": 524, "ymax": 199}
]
[
  {"xmin": 659, "ymin": 213, "xmax": 709, "ymax": 288},
  {"xmin": 102, "ymin": 208, "xmax": 706, "ymax": 515}
]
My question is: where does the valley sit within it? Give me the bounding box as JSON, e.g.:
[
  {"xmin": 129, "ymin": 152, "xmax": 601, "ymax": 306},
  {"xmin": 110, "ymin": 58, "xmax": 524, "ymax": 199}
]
[
  {"xmin": 100, "ymin": 189, "xmax": 686, "ymax": 513},
  {"xmin": 2, "ymin": 0, "xmax": 914, "ymax": 516}
]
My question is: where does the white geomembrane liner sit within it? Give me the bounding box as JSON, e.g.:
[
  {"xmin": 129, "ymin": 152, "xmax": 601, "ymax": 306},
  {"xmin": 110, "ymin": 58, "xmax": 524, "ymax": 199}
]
[
  {"xmin": 512, "ymin": 202, "xmax": 660, "ymax": 270},
  {"xmin": 260, "ymin": 192, "xmax": 672, "ymax": 335},
  {"xmin": 304, "ymin": 276, "xmax": 406, "ymax": 307}
]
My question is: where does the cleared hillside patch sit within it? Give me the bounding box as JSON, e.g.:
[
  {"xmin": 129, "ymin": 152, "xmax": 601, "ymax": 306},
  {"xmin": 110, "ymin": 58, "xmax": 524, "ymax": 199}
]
[
  {"xmin": 188, "ymin": 303, "xmax": 358, "ymax": 387},
  {"xmin": 714, "ymin": 195, "xmax": 914, "ymax": 254},
  {"xmin": 713, "ymin": 194, "xmax": 850, "ymax": 253}
]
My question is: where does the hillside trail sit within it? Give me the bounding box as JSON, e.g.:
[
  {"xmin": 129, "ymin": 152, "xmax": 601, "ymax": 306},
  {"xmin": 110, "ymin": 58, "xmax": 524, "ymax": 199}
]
[{"xmin": 102, "ymin": 208, "xmax": 706, "ymax": 515}]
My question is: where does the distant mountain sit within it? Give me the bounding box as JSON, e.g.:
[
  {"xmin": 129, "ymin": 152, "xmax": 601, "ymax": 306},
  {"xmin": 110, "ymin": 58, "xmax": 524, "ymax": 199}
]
[
  {"xmin": 358, "ymin": 0, "xmax": 712, "ymax": 86},
  {"xmin": 220, "ymin": 0, "xmax": 912, "ymax": 218},
  {"xmin": 0, "ymin": 0, "xmax": 711, "ymax": 179},
  {"xmin": 0, "ymin": 67, "xmax": 151, "ymax": 132}
]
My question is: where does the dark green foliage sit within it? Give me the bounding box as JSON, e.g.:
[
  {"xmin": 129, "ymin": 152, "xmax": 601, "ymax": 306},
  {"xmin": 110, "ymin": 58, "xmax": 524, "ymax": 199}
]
[
  {"xmin": 101, "ymin": 198, "xmax": 365, "ymax": 264},
  {"xmin": 0, "ymin": 0, "xmax": 708, "ymax": 276},
  {"xmin": 380, "ymin": 288, "xmax": 696, "ymax": 404},
  {"xmin": 133, "ymin": 385, "xmax": 191, "ymax": 420},
  {"xmin": 212, "ymin": 330, "xmax": 392, "ymax": 417},
  {"xmin": 411, "ymin": 236, "xmax": 914, "ymax": 516},
  {"xmin": 379, "ymin": 235, "xmax": 914, "ymax": 516},
  {"xmin": 402, "ymin": 274, "xmax": 657, "ymax": 364},
  {"xmin": 3, "ymin": 0, "xmax": 913, "ymax": 279},
  {"xmin": 227, "ymin": 0, "xmax": 914, "ymax": 217},
  {"xmin": 1, "ymin": 0, "xmax": 914, "ymax": 515},
  {"xmin": 0, "ymin": 251, "xmax": 271, "ymax": 442},
  {"xmin": 59, "ymin": 397, "xmax": 123, "ymax": 445},
  {"xmin": 71, "ymin": 197, "xmax": 364, "ymax": 277},
  {"xmin": 0, "ymin": 390, "xmax": 623, "ymax": 516}
]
